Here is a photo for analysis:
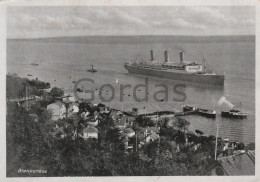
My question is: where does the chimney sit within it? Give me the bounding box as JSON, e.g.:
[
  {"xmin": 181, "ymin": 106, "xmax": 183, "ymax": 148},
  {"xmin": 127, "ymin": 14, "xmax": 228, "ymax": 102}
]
[
  {"xmin": 164, "ymin": 51, "xmax": 169, "ymax": 63},
  {"xmin": 180, "ymin": 51, "xmax": 184, "ymax": 64},
  {"xmin": 150, "ymin": 50, "xmax": 154, "ymax": 61}
]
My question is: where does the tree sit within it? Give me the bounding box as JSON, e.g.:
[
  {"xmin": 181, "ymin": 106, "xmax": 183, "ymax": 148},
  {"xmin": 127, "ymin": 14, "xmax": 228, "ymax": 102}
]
[
  {"xmin": 158, "ymin": 117, "xmax": 169, "ymax": 127},
  {"xmin": 173, "ymin": 117, "xmax": 190, "ymax": 133},
  {"xmin": 136, "ymin": 116, "xmax": 155, "ymax": 127},
  {"xmin": 50, "ymin": 87, "xmax": 64, "ymax": 98}
]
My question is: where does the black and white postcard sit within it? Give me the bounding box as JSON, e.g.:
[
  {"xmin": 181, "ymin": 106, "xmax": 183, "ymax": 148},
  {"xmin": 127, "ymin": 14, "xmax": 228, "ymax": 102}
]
[{"xmin": 0, "ymin": 0, "xmax": 258, "ymax": 181}]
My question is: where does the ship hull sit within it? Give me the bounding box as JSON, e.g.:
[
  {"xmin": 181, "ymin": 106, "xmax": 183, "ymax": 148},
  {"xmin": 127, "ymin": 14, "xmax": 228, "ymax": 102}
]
[
  {"xmin": 221, "ymin": 111, "xmax": 247, "ymax": 119},
  {"xmin": 197, "ymin": 111, "xmax": 216, "ymax": 118},
  {"xmin": 124, "ymin": 64, "xmax": 224, "ymax": 85}
]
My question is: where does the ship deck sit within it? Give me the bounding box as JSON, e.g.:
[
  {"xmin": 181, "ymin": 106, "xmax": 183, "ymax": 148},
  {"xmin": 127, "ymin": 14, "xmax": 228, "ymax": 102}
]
[{"xmin": 133, "ymin": 65, "xmax": 186, "ymax": 73}]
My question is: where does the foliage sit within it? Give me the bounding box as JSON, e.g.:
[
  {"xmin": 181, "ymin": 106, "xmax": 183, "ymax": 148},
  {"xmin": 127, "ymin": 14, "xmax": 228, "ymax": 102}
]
[
  {"xmin": 136, "ymin": 116, "xmax": 156, "ymax": 127},
  {"xmin": 50, "ymin": 87, "xmax": 64, "ymax": 98},
  {"xmin": 173, "ymin": 117, "xmax": 190, "ymax": 132},
  {"xmin": 6, "ymin": 75, "xmax": 226, "ymax": 176},
  {"xmin": 6, "ymin": 74, "xmax": 50, "ymax": 99}
]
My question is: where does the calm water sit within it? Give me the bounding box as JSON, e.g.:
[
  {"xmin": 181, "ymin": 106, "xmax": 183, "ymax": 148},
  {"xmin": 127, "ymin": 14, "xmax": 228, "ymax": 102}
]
[{"xmin": 7, "ymin": 36, "xmax": 255, "ymax": 144}]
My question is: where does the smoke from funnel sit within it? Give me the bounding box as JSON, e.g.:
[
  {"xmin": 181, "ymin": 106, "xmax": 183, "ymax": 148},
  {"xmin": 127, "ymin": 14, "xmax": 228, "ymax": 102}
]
[{"xmin": 217, "ymin": 96, "xmax": 235, "ymax": 108}]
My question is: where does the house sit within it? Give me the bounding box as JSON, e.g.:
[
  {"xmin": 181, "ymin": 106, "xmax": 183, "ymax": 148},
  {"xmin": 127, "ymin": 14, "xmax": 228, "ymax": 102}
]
[
  {"xmin": 211, "ymin": 150, "xmax": 255, "ymax": 176},
  {"xmin": 124, "ymin": 128, "xmax": 135, "ymax": 138},
  {"xmin": 110, "ymin": 110, "xmax": 120, "ymax": 121},
  {"xmin": 94, "ymin": 111, "xmax": 101, "ymax": 120},
  {"xmin": 20, "ymin": 99, "xmax": 37, "ymax": 110},
  {"xmin": 127, "ymin": 116, "xmax": 136, "ymax": 126},
  {"xmin": 121, "ymin": 134, "xmax": 134, "ymax": 151},
  {"xmin": 87, "ymin": 116, "xmax": 99, "ymax": 127},
  {"xmin": 96, "ymin": 103, "xmax": 106, "ymax": 111},
  {"xmin": 79, "ymin": 126, "xmax": 98, "ymax": 139},
  {"xmin": 138, "ymin": 130, "xmax": 160, "ymax": 145},
  {"xmin": 144, "ymin": 126, "xmax": 160, "ymax": 134},
  {"xmin": 115, "ymin": 119, "xmax": 127, "ymax": 129},
  {"xmin": 99, "ymin": 106, "xmax": 110, "ymax": 114},
  {"xmin": 47, "ymin": 101, "xmax": 66, "ymax": 121},
  {"xmin": 145, "ymin": 131, "xmax": 160, "ymax": 143},
  {"xmin": 68, "ymin": 102, "xmax": 79, "ymax": 115},
  {"xmin": 139, "ymin": 126, "xmax": 160, "ymax": 138},
  {"xmin": 62, "ymin": 96, "xmax": 76, "ymax": 103},
  {"xmin": 80, "ymin": 111, "xmax": 91, "ymax": 120}
]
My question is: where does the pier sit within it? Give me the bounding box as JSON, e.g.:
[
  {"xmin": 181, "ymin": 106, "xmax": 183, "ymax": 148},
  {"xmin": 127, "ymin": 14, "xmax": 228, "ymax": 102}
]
[{"xmin": 138, "ymin": 110, "xmax": 196, "ymax": 117}]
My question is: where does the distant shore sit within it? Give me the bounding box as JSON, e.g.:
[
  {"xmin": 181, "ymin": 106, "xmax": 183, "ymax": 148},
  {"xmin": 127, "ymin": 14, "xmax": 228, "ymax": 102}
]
[{"xmin": 8, "ymin": 34, "xmax": 255, "ymax": 44}]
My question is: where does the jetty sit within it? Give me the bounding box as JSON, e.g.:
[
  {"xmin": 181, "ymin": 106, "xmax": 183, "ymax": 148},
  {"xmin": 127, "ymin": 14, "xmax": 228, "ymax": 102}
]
[{"xmin": 138, "ymin": 110, "xmax": 196, "ymax": 117}]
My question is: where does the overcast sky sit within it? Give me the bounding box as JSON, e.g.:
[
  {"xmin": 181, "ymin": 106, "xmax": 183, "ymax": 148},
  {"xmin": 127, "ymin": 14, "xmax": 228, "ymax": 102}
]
[{"xmin": 7, "ymin": 6, "xmax": 255, "ymax": 39}]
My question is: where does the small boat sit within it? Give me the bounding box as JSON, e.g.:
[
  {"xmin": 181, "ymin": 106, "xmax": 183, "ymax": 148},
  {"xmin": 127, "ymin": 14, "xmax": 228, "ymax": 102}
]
[
  {"xmin": 27, "ymin": 74, "xmax": 33, "ymax": 76},
  {"xmin": 76, "ymin": 88, "xmax": 84, "ymax": 92},
  {"xmin": 183, "ymin": 105, "xmax": 197, "ymax": 112},
  {"xmin": 30, "ymin": 63, "xmax": 39, "ymax": 66},
  {"xmin": 197, "ymin": 108, "xmax": 216, "ymax": 118},
  {"xmin": 116, "ymin": 79, "xmax": 119, "ymax": 84},
  {"xmin": 221, "ymin": 109, "xmax": 247, "ymax": 119},
  {"xmin": 87, "ymin": 65, "xmax": 97, "ymax": 73},
  {"xmin": 72, "ymin": 81, "xmax": 76, "ymax": 83}
]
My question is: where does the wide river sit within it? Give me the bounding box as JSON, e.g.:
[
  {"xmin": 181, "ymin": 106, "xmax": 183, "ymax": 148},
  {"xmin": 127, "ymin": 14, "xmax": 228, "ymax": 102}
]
[{"xmin": 7, "ymin": 36, "xmax": 255, "ymax": 144}]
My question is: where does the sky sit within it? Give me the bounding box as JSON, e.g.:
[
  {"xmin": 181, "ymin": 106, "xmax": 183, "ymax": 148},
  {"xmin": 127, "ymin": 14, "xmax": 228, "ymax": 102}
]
[{"xmin": 7, "ymin": 6, "xmax": 255, "ymax": 39}]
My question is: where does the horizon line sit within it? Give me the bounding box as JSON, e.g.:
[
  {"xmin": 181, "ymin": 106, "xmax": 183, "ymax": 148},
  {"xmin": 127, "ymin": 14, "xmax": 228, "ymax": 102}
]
[{"xmin": 7, "ymin": 34, "xmax": 255, "ymax": 40}]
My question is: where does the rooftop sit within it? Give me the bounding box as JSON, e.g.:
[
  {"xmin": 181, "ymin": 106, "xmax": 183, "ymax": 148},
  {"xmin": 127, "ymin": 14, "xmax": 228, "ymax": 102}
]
[{"xmin": 217, "ymin": 150, "xmax": 255, "ymax": 176}]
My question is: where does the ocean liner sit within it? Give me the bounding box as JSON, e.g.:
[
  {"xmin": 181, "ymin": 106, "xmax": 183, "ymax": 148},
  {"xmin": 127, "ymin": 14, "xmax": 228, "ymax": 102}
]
[{"xmin": 124, "ymin": 50, "xmax": 224, "ymax": 85}]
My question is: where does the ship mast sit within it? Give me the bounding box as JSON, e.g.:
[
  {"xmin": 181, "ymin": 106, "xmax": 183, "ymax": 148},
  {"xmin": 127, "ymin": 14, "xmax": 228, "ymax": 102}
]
[
  {"xmin": 202, "ymin": 40, "xmax": 206, "ymax": 72},
  {"xmin": 134, "ymin": 35, "xmax": 140, "ymax": 63},
  {"xmin": 203, "ymin": 52, "xmax": 206, "ymax": 72},
  {"xmin": 137, "ymin": 35, "xmax": 140, "ymax": 54}
]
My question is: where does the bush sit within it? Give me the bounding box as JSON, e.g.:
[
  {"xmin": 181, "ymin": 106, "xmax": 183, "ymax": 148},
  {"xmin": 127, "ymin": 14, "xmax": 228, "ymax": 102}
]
[{"xmin": 50, "ymin": 87, "xmax": 64, "ymax": 98}]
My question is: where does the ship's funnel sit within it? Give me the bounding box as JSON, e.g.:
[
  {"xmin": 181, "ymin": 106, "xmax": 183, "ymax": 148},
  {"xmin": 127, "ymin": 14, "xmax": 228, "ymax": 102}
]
[
  {"xmin": 180, "ymin": 51, "xmax": 184, "ymax": 64},
  {"xmin": 164, "ymin": 51, "xmax": 169, "ymax": 63},
  {"xmin": 150, "ymin": 50, "xmax": 154, "ymax": 61}
]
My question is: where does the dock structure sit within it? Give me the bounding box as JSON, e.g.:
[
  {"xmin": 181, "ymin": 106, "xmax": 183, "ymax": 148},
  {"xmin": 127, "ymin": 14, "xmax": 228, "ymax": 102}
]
[
  {"xmin": 138, "ymin": 110, "xmax": 196, "ymax": 117},
  {"xmin": 175, "ymin": 110, "xmax": 197, "ymax": 116}
]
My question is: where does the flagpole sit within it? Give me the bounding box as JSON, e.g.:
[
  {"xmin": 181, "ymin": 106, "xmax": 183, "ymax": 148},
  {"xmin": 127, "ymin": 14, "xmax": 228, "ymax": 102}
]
[
  {"xmin": 26, "ymin": 86, "xmax": 28, "ymax": 110},
  {"xmin": 215, "ymin": 120, "xmax": 219, "ymax": 160}
]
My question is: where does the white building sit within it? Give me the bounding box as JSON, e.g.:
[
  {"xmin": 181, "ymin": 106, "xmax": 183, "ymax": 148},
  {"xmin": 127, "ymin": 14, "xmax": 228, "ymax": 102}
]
[
  {"xmin": 47, "ymin": 101, "xmax": 66, "ymax": 121},
  {"xmin": 80, "ymin": 126, "xmax": 98, "ymax": 139}
]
